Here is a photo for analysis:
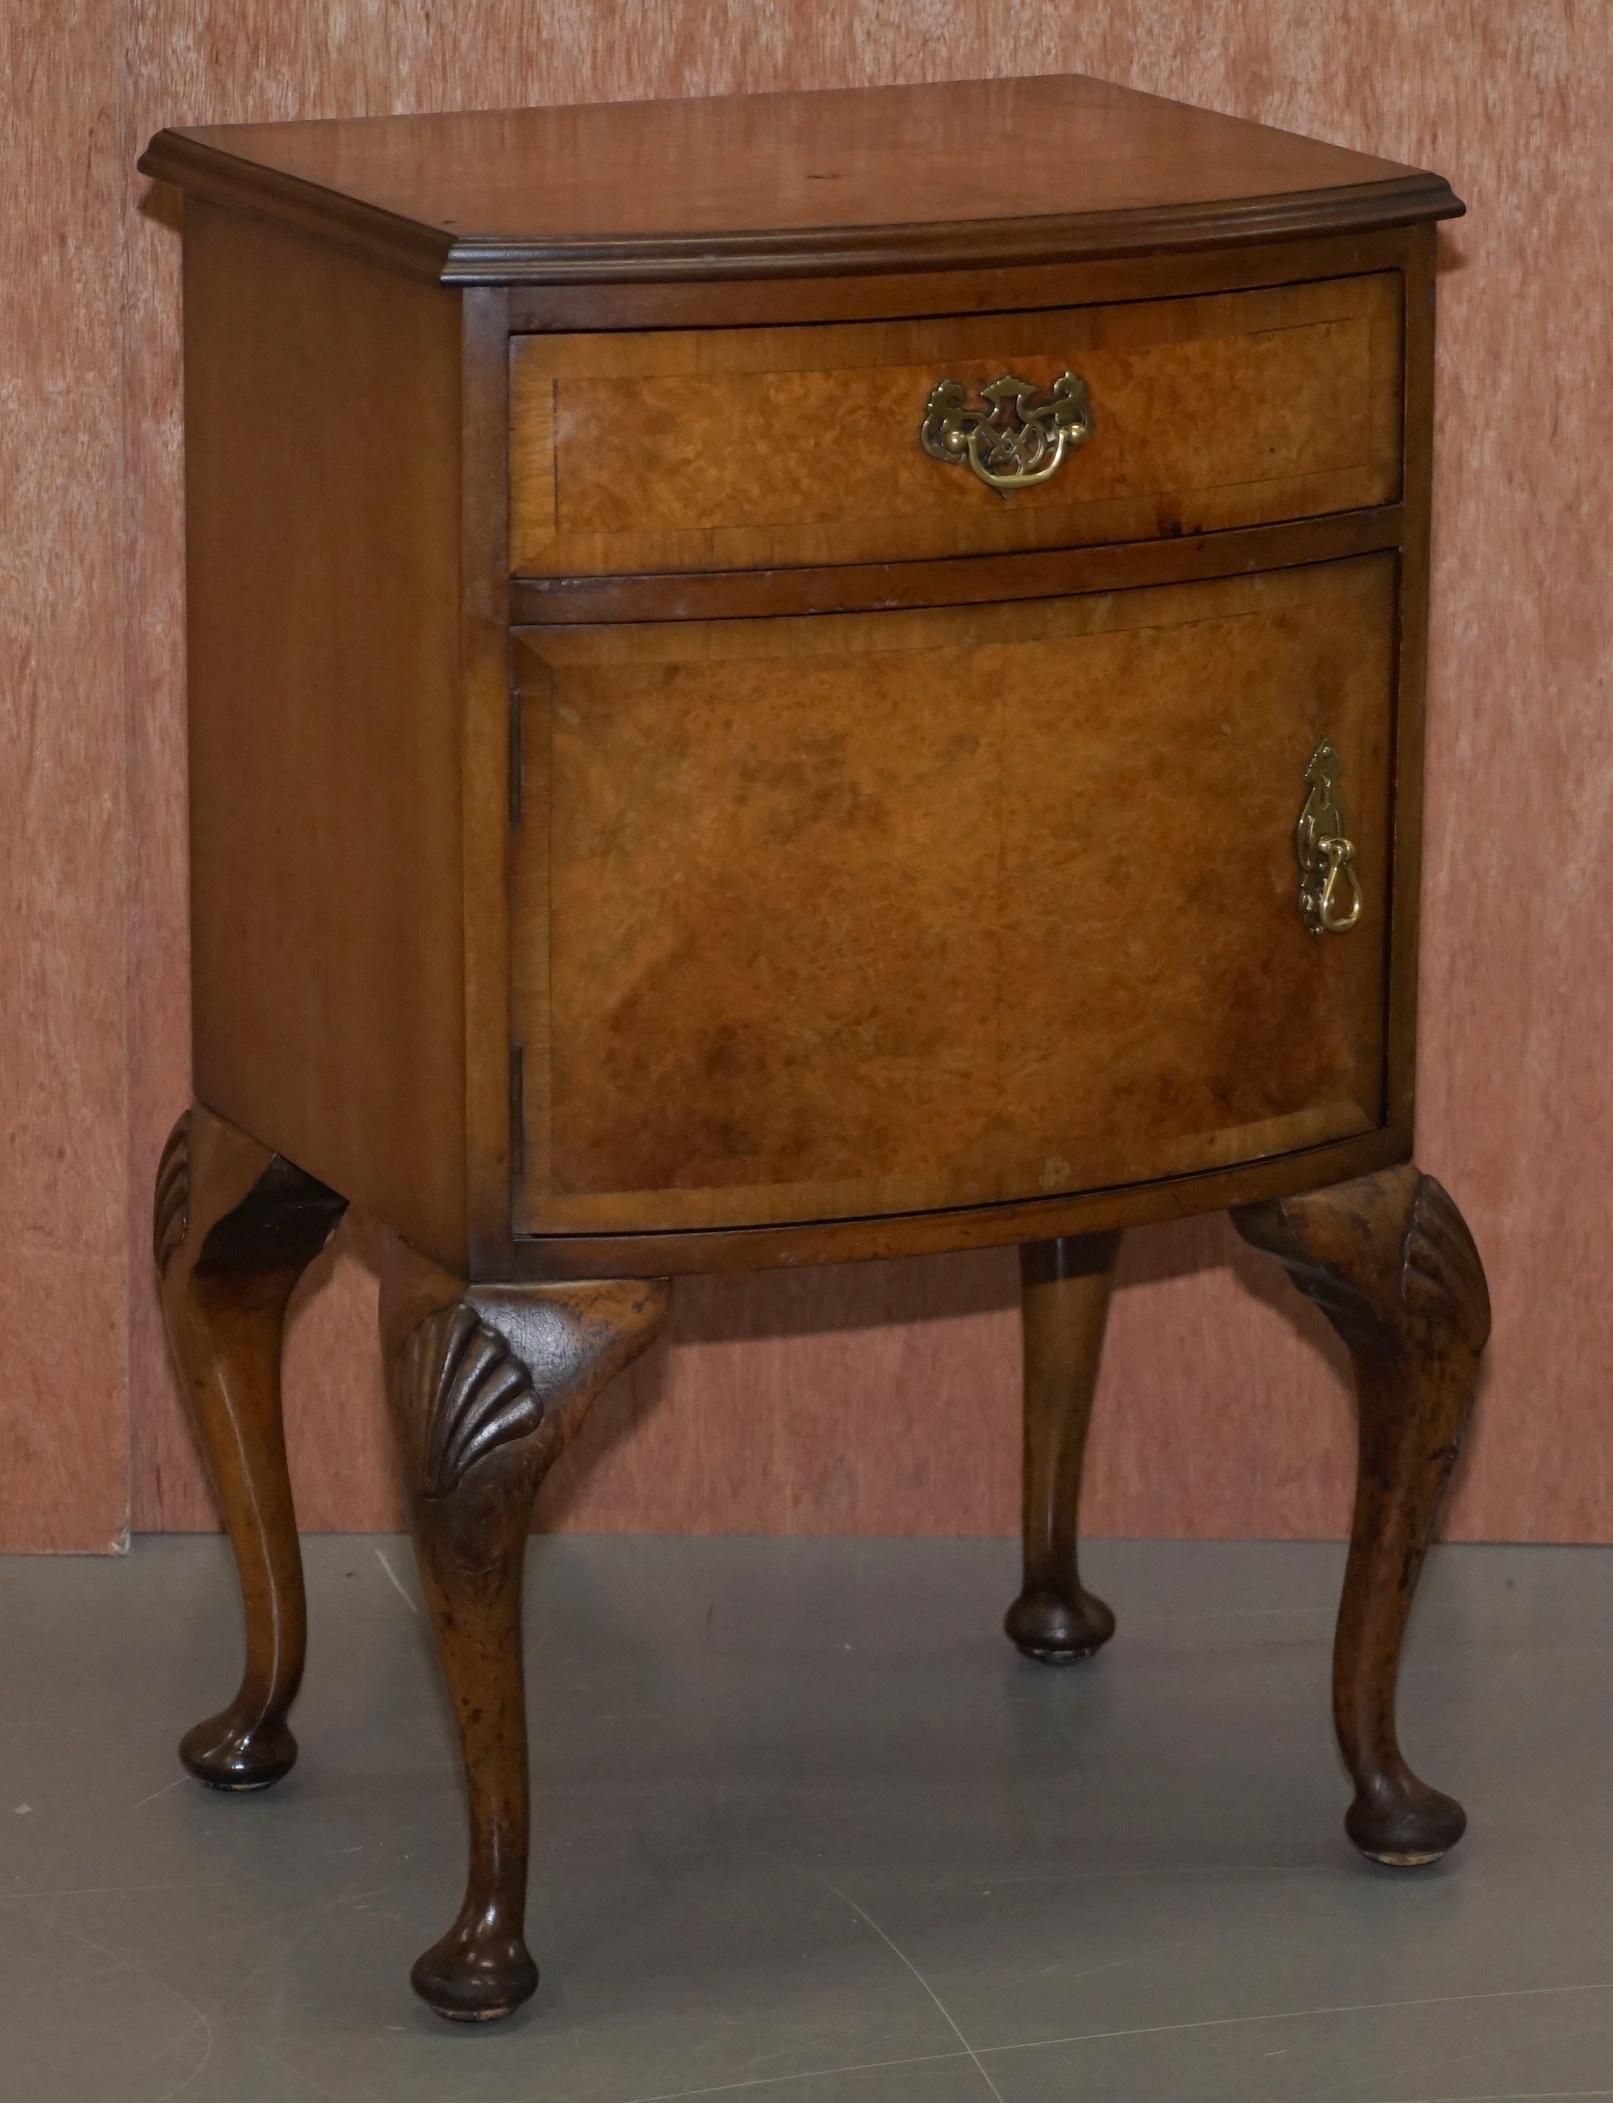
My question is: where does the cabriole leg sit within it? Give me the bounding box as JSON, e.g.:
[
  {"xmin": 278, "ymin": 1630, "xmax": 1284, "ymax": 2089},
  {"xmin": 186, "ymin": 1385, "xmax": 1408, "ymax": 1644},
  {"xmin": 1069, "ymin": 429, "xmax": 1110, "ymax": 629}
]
[
  {"xmin": 1005, "ymin": 1232, "xmax": 1122, "ymax": 1664},
  {"xmin": 154, "ymin": 1104, "xmax": 346, "ymax": 1789},
  {"xmin": 1232, "ymin": 1165, "xmax": 1490, "ymax": 1865},
  {"xmin": 378, "ymin": 1237, "xmax": 670, "ymax": 2022}
]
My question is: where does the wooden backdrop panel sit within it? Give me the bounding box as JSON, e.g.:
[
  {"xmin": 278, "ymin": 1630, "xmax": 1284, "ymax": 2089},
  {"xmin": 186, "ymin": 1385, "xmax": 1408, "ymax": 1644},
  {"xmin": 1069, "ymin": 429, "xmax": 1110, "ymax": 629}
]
[
  {"xmin": 0, "ymin": 0, "xmax": 131, "ymax": 1551},
  {"xmin": 5, "ymin": 1, "xmax": 1604, "ymax": 1547}
]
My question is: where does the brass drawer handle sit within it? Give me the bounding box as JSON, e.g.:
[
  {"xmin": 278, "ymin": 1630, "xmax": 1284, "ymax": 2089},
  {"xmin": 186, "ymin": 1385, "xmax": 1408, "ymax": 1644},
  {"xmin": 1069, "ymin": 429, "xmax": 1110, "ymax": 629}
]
[
  {"xmin": 920, "ymin": 370, "xmax": 1093, "ymax": 494},
  {"xmin": 1296, "ymin": 740, "xmax": 1363, "ymax": 935}
]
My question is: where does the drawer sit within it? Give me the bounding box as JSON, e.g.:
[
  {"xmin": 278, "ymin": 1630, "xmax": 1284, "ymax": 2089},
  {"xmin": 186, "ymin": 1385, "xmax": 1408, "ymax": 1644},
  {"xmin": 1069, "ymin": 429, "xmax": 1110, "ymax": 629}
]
[
  {"xmin": 508, "ymin": 275, "xmax": 1402, "ymax": 577},
  {"xmin": 511, "ymin": 555, "xmax": 1394, "ymax": 1234}
]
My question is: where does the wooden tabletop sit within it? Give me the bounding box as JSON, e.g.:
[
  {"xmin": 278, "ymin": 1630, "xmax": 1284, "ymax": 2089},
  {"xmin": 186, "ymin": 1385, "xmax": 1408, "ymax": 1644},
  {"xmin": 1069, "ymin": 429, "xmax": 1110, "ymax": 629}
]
[{"xmin": 139, "ymin": 71, "xmax": 1460, "ymax": 285}]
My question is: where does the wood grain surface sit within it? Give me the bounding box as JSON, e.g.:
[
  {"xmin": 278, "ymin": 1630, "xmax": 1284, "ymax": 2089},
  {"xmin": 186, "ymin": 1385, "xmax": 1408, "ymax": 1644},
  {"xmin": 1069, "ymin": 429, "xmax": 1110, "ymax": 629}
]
[
  {"xmin": 0, "ymin": 0, "xmax": 131, "ymax": 1550},
  {"xmin": 181, "ymin": 206, "xmax": 470, "ymax": 1268},
  {"xmin": 3, "ymin": 4, "xmax": 1605, "ymax": 1548},
  {"xmin": 140, "ymin": 70, "xmax": 1451, "ymax": 282},
  {"xmin": 513, "ymin": 562, "xmax": 1392, "ymax": 1229},
  {"xmin": 508, "ymin": 276, "xmax": 1401, "ymax": 575}
]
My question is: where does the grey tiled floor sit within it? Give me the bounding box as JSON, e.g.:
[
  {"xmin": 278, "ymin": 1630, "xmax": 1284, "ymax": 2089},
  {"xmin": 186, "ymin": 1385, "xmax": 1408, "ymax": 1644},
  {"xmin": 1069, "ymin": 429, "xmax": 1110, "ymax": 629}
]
[{"xmin": 2, "ymin": 1535, "xmax": 1612, "ymax": 2102}]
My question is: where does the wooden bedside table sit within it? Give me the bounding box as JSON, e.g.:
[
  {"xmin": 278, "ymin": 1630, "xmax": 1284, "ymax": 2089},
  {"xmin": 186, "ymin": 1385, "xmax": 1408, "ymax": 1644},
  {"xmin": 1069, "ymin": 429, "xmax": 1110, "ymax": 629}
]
[{"xmin": 140, "ymin": 73, "xmax": 1487, "ymax": 2024}]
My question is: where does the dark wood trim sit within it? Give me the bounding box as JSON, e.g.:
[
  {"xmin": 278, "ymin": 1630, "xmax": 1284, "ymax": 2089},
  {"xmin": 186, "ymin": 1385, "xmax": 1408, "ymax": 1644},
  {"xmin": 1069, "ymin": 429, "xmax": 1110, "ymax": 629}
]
[
  {"xmin": 139, "ymin": 131, "xmax": 453, "ymax": 280},
  {"xmin": 457, "ymin": 286, "xmax": 515, "ymax": 1275},
  {"xmin": 439, "ymin": 179, "xmax": 1462, "ymax": 285},
  {"xmin": 139, "ymin": 129, "xmax": 1460, "ymax": 289},
  {"xmin": 509, "ymin": 508, "xmax": 1406, "ymax": 627},
  {"xmin": 1385, "ymin": 229, "xmax": 1439, "ymax": 1145},
  {"xmin": 503, "ymin": 228, "xmax": 1425, "ymax": 332},
  {"xmin": 487, "ymin": 1122, "xmax": 1412, "ymax": 1281}
]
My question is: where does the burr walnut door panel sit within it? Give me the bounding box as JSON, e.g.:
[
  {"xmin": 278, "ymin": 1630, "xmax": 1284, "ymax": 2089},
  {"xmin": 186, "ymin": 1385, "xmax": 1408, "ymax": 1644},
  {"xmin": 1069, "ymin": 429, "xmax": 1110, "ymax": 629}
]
[
  {"xmin": 508, "ymin": 274, "xmax": 1402, "ymax": 576},
  {"xmin": 511, "ymin": 555, "xmax": 1395, "ymax": 1234}
]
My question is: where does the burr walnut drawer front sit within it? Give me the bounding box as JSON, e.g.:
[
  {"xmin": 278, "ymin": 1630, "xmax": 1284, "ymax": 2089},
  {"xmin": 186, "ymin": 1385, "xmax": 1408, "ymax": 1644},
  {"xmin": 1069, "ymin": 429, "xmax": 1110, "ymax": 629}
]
[
  {"xmin": 510, "ymin": 554, "xmax": 1395, "ymax": 1234},
  {"xmin": 508, "ymin": 274, "xmax": 1402, "ymax": 578}
]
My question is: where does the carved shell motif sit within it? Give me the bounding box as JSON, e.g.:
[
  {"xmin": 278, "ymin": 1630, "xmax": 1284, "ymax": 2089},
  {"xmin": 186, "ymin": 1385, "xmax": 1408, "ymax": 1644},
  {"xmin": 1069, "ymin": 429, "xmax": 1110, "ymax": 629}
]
[
  {"xmin": 1400, "ymin": 1175, "xmax": 1491, "ymax": 1352},
  {"xmin": 152, "ymin": 1114, "xmax": 192, "ymax": 1273},
  {"xmin": 401, "ymin": 1304, "xmax": 547, "ymax": 1497},
  {"xmin": 1241, "ymin": 1172, "xmax": 1489, "ymax": 1359}
]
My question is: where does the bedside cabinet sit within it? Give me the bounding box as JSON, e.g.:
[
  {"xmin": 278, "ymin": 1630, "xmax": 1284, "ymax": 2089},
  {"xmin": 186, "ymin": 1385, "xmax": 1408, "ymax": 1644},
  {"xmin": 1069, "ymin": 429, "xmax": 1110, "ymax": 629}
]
[{"xmin": 140, "ymin": 73, "xmax": 1488, "ymax": 2023}]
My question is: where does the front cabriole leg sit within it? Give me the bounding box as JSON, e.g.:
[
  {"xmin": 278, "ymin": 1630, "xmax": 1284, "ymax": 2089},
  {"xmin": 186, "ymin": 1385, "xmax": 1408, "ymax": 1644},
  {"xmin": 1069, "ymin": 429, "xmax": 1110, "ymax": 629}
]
[
  {"xmin": 1232, "ymin": 1165, "xmax": 1490, "ymax": 1866},
  {"xmin": 378, "ymin": 1235, "xmax": 670, "ymax": 2022}
]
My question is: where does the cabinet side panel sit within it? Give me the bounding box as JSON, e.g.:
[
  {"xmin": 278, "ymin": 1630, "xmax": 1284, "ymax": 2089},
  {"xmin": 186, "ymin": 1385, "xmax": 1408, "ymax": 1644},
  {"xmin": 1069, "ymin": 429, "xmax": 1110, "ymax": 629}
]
[{"xmin": 184, "ymin": 204, "xmax": 468, "ymax": 1265}]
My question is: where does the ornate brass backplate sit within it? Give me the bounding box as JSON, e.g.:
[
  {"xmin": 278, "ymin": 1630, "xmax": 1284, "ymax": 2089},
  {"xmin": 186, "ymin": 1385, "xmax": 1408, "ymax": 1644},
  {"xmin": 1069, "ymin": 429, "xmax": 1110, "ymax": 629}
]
[
  {"xmin": 1295, "ymin": 740, "xmax": 1363, "ymax": 936},
  {"xmin": 919, "ymin": 370, "xmax": 1093, "ymax": 494}
]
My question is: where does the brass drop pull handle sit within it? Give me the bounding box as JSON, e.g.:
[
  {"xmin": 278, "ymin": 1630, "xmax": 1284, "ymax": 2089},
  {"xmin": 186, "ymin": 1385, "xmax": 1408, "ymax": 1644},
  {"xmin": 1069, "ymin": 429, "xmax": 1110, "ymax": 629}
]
[
  {"xmin": 920, "ymin": 370, "xmax": 1093, "ymax": 494},
  {"xmin": 1296, "ymin": 740, "xmax": 1363, "ymax": 936}
]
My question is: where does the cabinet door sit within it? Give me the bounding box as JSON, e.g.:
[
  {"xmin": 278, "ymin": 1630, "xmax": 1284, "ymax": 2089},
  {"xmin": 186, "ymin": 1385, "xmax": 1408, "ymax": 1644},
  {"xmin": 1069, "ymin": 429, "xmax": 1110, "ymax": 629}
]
[{"xmin": 512, "ymin": 556, "xmax": 1394, "ymax": 1233}]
